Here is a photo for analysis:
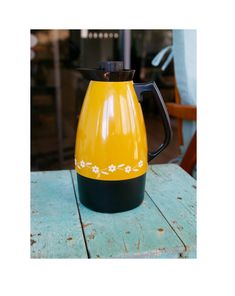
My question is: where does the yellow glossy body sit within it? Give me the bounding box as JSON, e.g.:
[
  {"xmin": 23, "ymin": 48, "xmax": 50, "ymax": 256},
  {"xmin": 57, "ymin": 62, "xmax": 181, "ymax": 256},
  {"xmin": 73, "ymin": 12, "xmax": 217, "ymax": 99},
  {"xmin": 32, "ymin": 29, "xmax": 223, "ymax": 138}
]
[{"xmin": 75, "ymin": 81, "xmax": 148, "ymax": 180}]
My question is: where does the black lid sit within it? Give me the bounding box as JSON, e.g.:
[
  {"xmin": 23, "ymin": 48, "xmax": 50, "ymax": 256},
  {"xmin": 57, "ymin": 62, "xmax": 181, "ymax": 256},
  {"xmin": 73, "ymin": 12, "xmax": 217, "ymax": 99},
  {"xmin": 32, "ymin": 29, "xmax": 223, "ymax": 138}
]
[
  {"xmin": 75, "ymin": 61, "xmax": 135, "ymax": 82},
  {"xmin": 99, "ymin": 61, "xmax": 124, "ymax": 72}
]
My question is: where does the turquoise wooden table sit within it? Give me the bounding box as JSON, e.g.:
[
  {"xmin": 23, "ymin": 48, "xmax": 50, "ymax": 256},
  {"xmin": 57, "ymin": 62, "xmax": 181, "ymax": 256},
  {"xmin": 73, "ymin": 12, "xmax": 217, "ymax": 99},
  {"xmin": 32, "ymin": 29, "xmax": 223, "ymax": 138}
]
[{"xmin": 31, "ymin": 164, "xmax": 196, "ymax": 258}]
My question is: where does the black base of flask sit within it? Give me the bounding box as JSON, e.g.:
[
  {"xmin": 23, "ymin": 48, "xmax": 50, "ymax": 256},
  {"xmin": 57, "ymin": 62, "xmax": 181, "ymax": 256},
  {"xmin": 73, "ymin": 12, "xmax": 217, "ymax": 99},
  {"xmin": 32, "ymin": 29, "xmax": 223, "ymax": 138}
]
[{"xmin": 76, "ymin": 173, "xmax": 146, "ymax": 213}]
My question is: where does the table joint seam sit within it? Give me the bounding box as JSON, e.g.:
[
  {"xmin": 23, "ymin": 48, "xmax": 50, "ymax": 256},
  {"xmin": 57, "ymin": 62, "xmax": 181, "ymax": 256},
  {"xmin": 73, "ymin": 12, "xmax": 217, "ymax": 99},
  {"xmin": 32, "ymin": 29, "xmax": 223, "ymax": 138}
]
[
  {"xmin": 145, "ymin": 189, "xmax": 187, "ymax": 255},
  {"xmin": 69, "ymin": 170, "xmax": 90, "ymax": 258}
]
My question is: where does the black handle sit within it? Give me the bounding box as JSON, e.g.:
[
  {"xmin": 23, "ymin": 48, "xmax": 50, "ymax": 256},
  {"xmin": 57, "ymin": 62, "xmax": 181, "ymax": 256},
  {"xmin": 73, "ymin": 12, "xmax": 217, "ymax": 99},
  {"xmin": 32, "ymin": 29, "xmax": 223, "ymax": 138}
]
[{"xmin": 134, "ymin": 81, "xmax": 172, "ymax": 162}]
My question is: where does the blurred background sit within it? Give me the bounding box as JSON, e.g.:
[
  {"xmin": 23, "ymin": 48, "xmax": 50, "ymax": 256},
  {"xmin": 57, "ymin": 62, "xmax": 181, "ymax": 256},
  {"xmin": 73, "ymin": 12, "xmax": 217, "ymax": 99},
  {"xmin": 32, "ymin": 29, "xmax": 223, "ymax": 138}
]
[{"xmin": 31, "ymin": 29, "xmax": 196, "ymax": 175}]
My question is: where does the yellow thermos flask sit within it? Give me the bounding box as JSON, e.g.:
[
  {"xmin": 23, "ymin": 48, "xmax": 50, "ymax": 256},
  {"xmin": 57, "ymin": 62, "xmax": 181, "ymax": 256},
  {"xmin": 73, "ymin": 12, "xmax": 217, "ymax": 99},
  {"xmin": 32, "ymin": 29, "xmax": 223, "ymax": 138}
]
[{"xmin": 75, "ymin": 61, "xmax": 172, "ymax": 213}]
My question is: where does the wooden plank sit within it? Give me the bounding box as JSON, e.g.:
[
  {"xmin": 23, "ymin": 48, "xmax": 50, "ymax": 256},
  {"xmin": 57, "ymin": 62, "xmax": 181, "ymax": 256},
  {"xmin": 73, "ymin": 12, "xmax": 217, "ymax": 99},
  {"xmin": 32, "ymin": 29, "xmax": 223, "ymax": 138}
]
[
  {"xmin": 146, "ymin": 164, "xmax": 196, "ymax": 257},
  {"xmin": 31, "ymin": 171, "xmax": 88, "ymax": 258},
  {"xmin": 166, "ymin": 102, "xmax": 197, "ymax": 121},
  {"xmin": 71, "ymin": 170, "xmax": 186, "ymax": 258}
]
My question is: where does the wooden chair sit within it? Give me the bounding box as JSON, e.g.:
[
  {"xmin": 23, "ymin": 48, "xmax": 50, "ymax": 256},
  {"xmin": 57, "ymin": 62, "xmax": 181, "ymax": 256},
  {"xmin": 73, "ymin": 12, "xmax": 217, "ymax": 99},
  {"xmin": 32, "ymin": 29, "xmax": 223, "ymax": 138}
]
[{"xmin": 166, "ymin": 88, "xmax": 197, "ymax": 175}]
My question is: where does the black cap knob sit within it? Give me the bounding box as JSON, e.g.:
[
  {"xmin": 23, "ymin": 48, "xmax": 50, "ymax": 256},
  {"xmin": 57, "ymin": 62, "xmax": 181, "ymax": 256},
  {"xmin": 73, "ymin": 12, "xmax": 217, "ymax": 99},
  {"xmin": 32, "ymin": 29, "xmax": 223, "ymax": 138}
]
[{"xmin": 99, "ymin": 61, "xmax": 124, "ymax": 72}]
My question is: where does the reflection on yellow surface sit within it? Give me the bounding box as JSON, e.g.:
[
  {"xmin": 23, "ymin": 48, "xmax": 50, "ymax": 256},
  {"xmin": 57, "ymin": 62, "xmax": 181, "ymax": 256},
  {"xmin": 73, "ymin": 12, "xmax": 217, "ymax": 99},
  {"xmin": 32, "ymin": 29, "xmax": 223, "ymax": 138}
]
[{"xmin": 75, "ymin": 81, "xmax": 148, "ymax": 180}]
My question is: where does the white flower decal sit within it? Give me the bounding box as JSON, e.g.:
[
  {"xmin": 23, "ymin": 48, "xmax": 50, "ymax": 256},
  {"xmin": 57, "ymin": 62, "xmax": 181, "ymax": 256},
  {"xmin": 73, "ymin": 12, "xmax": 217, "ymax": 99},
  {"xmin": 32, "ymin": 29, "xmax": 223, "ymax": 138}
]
[
  {"xmin": 92, "ymin": 166, "xmax": 99, "ymax": 174},
  {"xmin": 125, "ymin": 166, "xmax": 132, "ymax": 173},
  {"xmin": 80, "ymin": 160, "xmax": 86, "ymax": 168},
  {"xmin": 108, "ymin": 164, "xmax": 116, "ymax": 172},
  {"xmin": 138, "ymin": 160, "xmax": 143, "ymax": 168},
  {"xmin": 75, "ymin": 159, "xmax": 144, "ymax": 175}
]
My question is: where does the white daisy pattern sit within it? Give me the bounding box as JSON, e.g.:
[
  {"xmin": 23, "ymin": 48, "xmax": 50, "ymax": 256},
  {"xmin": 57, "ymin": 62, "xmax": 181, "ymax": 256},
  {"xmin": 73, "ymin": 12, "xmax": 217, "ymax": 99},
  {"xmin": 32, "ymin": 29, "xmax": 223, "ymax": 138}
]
[
  {"xmin": 92, "ymin": 165, "xmax": 99, "ymax": 174},
  {"xmin": 75, "ymin": 159, "xmax": 144, "ymax": 175},
  {"xmin": 80, "ymin": 160, "xmax": 85, "ymax": 168},
  {"xmin": 138, "ymin": 160, "xmax": 143, "ymax": 168},
  {"xmin": 108, "ymin": 164, "xmax": 116, "ymax": 172},
  {"xmin": 125, "ymin": 166, "xmax": 132, "ymax": 173}
]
